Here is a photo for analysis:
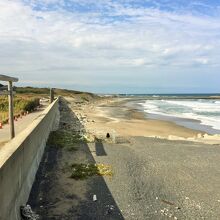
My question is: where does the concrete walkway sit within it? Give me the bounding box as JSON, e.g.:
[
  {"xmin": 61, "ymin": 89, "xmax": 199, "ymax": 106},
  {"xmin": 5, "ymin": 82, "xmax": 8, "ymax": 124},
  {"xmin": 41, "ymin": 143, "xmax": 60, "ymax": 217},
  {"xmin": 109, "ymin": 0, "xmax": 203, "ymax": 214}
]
[{"xmin": 0, "ymin": 104, "xmax": 48, "ymax": 147}]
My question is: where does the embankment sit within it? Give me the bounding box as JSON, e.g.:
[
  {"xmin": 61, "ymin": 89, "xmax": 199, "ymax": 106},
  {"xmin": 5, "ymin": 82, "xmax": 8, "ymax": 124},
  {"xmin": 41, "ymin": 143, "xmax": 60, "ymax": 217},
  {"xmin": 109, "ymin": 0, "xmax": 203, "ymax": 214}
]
[{"xmin": 0, "ymin": 97, "xmax": 60, "ymax": 220}]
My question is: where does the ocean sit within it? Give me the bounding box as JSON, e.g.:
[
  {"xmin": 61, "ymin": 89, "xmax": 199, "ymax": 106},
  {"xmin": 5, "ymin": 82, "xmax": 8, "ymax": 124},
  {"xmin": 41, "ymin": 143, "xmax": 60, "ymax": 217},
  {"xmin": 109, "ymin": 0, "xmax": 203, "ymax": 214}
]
[{"xmin": 123, "ymin": 94, "xmax": 220, "ymax": 134}]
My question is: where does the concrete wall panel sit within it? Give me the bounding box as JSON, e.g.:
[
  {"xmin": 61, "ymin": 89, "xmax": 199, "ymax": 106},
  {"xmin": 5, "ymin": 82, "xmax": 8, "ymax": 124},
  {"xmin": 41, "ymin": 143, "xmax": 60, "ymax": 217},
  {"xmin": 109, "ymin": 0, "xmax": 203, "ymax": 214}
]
[{"xmin": 0, "ymin": 98, "xmax": 60, "ymax": 220}]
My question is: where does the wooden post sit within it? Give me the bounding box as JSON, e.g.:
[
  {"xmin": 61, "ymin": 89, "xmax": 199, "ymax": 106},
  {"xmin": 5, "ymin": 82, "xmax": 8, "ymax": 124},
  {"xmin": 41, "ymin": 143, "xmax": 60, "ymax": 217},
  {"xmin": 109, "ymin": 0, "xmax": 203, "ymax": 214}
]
[
  {"xmin": 0, "ymin": 75, "xmax": 18, "ymax": 139},
  {"xmin": 50, "ymin": 88, "xmax": 54, "ymax": 103},
  {"xmin": 8, "ymin": 81, "xmax": 15, "ymax": 139}
]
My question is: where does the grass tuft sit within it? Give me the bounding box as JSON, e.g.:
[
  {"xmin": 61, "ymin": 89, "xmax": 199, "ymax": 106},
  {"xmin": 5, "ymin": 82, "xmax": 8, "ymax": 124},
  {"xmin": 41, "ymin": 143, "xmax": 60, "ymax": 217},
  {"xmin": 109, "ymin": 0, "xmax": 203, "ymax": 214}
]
[
  {"xmin": 70, "ymin": 163, "xmax": 113, "ymax": 180},
  {"xmin": 47, "ymin": 130, "xmax": 86, "ymax": 150}
]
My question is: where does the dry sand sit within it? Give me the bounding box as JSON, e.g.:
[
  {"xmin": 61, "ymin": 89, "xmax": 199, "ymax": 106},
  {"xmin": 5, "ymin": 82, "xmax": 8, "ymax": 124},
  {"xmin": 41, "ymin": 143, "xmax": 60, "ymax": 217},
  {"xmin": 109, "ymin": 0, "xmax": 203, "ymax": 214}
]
[{"xmin": 65, "ymin": 96, "xmax": 220, "ymax": 144}]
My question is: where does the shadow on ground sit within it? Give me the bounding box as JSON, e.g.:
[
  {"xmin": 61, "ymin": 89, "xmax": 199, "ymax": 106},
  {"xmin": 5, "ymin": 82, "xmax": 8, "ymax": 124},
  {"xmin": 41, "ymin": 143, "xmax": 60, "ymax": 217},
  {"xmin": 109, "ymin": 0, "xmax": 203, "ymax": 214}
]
[
  {"xmin": 28, "ymin": 97, "xmax": 124, "ymax": 220},
  {"xmin": 95, "ymin": 141, "xmax": 107, "ymax": 156}
]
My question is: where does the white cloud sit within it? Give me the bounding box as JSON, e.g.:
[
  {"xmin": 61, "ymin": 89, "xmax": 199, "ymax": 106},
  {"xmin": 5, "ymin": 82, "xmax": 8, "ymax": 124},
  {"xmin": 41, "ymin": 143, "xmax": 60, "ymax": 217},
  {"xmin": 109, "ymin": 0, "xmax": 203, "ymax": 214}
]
[
  {"xmin": 0, "ymin": 0, "xmax": 220, "ymax": 92},
  {"xmin": 195, "ymin": 57, "xmax": 209, "ymax": 65}
]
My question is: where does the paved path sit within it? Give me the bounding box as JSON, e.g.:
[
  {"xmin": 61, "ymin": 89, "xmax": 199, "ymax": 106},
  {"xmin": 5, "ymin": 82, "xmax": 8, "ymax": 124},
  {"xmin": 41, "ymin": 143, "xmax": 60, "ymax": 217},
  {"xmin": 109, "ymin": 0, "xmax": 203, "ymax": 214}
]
[{"xmin": 0, "ymin": 104, "xmax": 48, "ymax": 147}]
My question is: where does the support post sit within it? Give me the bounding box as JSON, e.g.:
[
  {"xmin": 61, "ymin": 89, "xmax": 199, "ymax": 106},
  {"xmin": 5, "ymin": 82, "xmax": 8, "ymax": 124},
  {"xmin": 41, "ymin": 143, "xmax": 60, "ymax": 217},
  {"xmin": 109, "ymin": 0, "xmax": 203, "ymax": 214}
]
[
  {"xmin": 50, "ymin": 88, "xmax": 54, "ymax": 103},
  {"xmin": 8, "ymin": 81, "xmax": 15, "ymax": 139}
]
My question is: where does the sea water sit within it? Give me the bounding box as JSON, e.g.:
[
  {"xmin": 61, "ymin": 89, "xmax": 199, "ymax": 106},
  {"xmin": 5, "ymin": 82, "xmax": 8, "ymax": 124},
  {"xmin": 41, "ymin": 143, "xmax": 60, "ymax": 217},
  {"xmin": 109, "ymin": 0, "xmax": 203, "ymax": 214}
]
[{"xmin": 118, "ymin": 94, "xmax": 220, "ymax": 134}]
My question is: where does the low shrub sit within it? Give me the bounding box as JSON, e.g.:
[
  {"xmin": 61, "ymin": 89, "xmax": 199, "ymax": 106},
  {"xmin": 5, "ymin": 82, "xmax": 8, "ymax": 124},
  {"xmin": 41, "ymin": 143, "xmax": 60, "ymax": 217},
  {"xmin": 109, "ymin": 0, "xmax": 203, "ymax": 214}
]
[{"xmin": 0, "ymin": 96, "xmax": 40, "ymax": 123}]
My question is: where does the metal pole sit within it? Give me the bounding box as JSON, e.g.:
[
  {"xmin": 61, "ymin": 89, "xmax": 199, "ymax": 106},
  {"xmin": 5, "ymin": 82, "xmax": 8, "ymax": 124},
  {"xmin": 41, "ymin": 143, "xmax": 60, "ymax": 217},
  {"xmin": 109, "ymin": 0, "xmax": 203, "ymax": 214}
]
[
  {"xmin": 50, "ymin": 88, "xmax": 54, "ymax": 103},
  {"xmin": 8, "ymin": 81, "xmax": 15, "ymax": 139}
]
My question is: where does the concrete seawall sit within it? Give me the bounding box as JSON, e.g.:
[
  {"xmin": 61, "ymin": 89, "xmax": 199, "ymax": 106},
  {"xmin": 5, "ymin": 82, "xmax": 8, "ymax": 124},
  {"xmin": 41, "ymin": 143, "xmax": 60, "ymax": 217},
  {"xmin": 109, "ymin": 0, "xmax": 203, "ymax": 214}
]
[{"xmin": 0, "ymin": 97, "xmax": 60, "ymax": 220}]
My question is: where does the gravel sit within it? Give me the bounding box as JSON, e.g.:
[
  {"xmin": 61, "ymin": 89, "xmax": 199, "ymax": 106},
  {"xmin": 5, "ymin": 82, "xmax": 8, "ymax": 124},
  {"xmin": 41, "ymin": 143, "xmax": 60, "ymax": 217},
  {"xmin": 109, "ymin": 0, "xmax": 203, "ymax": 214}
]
[{"xmin": 89, "ymin": 137, "xmax": 220, "ymax": 219}]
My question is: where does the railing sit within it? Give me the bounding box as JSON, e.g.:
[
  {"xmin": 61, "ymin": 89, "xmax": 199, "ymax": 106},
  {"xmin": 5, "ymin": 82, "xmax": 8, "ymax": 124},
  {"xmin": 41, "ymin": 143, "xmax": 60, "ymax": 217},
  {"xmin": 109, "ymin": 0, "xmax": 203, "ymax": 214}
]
[{"xmin": 0, "ymin": 74, "xmax": 19, "ymax": 139}]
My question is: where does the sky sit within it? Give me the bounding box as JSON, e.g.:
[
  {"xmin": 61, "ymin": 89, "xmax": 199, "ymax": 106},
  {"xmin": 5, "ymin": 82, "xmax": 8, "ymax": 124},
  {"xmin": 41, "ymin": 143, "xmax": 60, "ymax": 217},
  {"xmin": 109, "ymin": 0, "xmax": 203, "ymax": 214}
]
[{"xmin": 0, "ymin": 0, "xmax": 220, "ymax": 94}]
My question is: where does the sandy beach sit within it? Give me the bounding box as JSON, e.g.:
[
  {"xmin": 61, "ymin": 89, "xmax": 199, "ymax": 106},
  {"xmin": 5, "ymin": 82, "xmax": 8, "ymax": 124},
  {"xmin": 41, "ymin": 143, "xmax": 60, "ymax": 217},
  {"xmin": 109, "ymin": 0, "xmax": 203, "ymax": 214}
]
[
  {"xmin": 28, "ymin": 96, "xmax": 220, "ymax": 219},
  {"xmin": 65, "ymin": 96, "xmax": 220, "ymax": 144}
]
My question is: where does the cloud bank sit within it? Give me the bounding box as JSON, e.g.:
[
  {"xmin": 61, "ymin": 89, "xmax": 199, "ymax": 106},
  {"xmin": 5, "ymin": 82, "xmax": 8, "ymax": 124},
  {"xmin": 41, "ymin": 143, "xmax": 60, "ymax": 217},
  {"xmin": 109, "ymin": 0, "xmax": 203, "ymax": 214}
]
[{"xmin": 0, "ymin": 0, "xmax": 220, "ymax": 93}]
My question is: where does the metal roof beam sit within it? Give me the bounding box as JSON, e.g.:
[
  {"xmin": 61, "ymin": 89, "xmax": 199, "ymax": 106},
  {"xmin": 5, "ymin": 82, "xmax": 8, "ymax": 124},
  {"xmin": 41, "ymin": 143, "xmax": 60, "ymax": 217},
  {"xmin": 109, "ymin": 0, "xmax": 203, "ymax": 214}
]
[{"xmin": 0, "ymin": 74, "xmax": 18, "ymax": 82}]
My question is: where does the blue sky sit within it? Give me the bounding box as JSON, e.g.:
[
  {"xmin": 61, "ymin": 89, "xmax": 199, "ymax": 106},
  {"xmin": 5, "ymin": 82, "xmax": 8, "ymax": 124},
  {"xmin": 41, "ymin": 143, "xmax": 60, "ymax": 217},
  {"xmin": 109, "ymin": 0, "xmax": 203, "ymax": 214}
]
[{"xmin": 0, "ymin": 0, "xmax": 220, "ymax": 93}]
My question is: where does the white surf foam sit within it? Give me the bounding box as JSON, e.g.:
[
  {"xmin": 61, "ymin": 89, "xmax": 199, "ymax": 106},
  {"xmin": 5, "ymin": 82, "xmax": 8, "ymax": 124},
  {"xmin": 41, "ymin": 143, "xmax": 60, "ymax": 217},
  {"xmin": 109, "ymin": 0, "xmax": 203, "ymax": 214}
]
[{"xmin": 140, "ymin": 99, "xmax": 220, "ymax": 131}]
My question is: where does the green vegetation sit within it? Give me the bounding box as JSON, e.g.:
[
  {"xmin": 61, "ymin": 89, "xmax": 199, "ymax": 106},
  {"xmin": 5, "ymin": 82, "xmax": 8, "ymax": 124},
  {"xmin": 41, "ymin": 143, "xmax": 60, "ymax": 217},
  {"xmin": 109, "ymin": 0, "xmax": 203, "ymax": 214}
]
[
  {"xmin": 16, "ymin": 86, "xmax": 96, "ymax": 98},
  {"xmin": 15, "ymin": 86, "xmax": 99, "ymax": 104},
  {"xmin": 0, "ymin": 96, "xmax": 40, "ymax": 123},
  {"xmin": 15, "ymin": 87, "xmax": 50, "ymax": 95},
  {"xmin": 14, "ymin": 97, "xmax": 40, "ymax": 112},
  {"xmin": 70, "ymin": 163, "xmax": 113, "ymax": 180},
  {"xmin": 0, "ymin": 97, "xmax": 8, "ymax": 112},
  {"xmin": 47, "ymin": 130, "xmax": 87, "ymax": 151},
  {"xmin": 0, "ymin": 85, "xmax": 98, "ymax": 124}
]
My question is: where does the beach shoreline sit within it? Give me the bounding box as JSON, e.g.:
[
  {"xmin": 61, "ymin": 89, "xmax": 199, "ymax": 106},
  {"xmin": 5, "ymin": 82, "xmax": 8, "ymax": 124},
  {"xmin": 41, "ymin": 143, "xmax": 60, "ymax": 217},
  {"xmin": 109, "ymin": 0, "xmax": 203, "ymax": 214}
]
[
  {"xmin": 64, "ymin": 95, "xmax": 220, "ymax": 145},
  {"xmin": 124, "ymin": 97, "xmax": 220, "ymax": 135}
]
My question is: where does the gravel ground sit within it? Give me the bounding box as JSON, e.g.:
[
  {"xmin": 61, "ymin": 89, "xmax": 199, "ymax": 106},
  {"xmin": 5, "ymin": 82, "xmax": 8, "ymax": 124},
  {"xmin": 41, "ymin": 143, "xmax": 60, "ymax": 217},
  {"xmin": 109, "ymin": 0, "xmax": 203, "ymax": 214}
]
[
  {"xmin": 28, "ymin": 98, "xmax": 123, "ymax": 220},
  {"xmin": 89, "ymin": 138, "xmax": 220, "ymax": 220},
  {"xmin": 28, "ymin": 98, "xmax": 220, "ymax": 219}
]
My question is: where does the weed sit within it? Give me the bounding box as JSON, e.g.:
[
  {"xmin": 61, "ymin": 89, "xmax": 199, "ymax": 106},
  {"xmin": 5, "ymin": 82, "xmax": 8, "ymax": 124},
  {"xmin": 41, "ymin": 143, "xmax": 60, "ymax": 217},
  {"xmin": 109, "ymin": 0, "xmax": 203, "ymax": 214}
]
[
  {"xmin": 47, "ymin": 130, "xmax": 86, "ymax": 150},
  {"xmin": 70, "ymin": 163, "xmax": 113, "ymax": 180}
]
